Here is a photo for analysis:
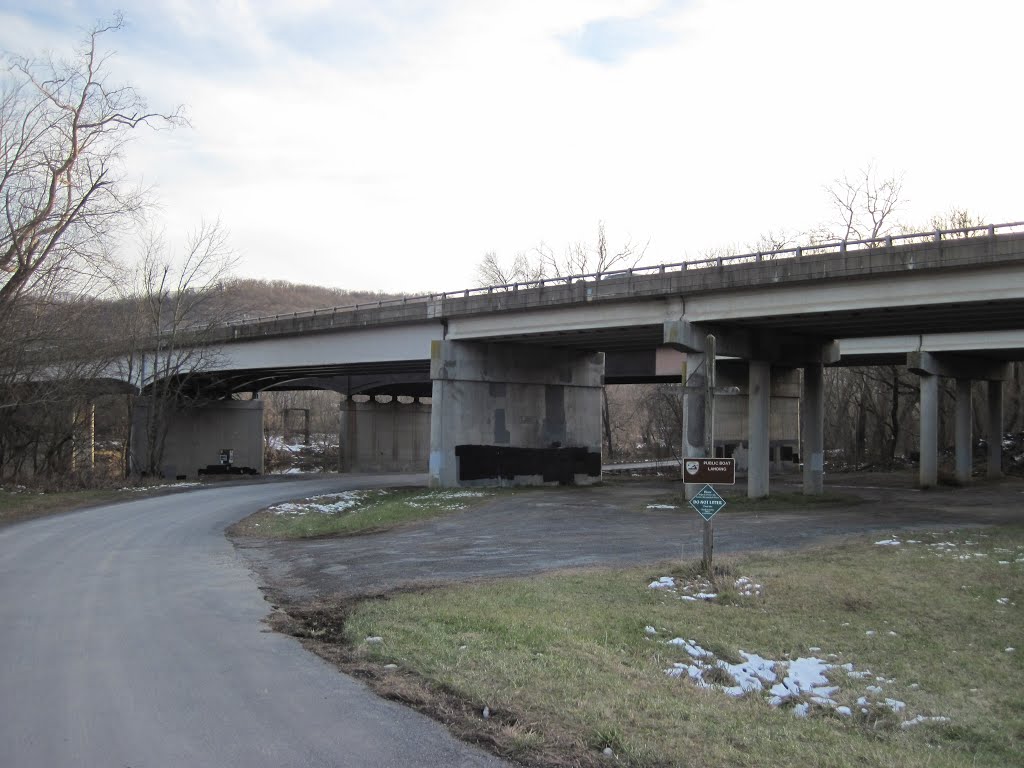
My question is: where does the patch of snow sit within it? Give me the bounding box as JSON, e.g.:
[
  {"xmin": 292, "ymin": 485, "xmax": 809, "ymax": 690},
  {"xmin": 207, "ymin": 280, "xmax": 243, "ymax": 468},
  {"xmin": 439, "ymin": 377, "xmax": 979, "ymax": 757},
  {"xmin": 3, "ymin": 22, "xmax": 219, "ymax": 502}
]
[
  {"xmin": 365, "ymin": 636, "xmax": 383, "ymax": 644},
  {"xmin": 865, "ymin": 630, "xmax": 876, "ymax": 637},
  {"xmin": 996, "ymin": 597, "xmax": 1010, "ymax": 606},
  {"xmin": 405, "ymin": 490, "xmax": 489, "ymax": 509},
  {"xmin": 875, "ymin": 539, "xmax": 901, "ymax": 546},
  {"xmin": 647, "ymin": 504, "xmax": 678, "ymax": 509},
  {"xmin": 667, "ymin": 638, "xmax": 713, "ymax": 658},
  {"xmin": 1006, "ymin": 647, "xmax": 1015, "ymax": 653},
  {"xmin": 659, "ymin": 634, "xmax": 948, "ymax": 724},
  {"xmin": 900, "ymin": 715, "xmax": 950, "ymax": 729},
  {"xmin": 644, "ymin": 625, "xmax": 658, "ymax": 635},
  {"xmin": 734, "ymin": 577, "xmax": 763, "ymax": 597},
  {"xmin": 649, "ymin": 576, "xmax": 676, "ymax": 589},
  {"xmin": 269, "ymin": 490, "xmax": 377, "ymax": 515}
]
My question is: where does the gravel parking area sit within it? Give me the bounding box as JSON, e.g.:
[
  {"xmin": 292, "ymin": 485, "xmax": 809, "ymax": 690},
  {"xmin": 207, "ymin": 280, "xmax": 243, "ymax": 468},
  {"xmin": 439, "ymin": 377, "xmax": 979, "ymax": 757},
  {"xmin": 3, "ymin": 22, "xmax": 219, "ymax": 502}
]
[{"xmin": 233, "ymin": 473, "xmax": 1024, "ymax": 603}]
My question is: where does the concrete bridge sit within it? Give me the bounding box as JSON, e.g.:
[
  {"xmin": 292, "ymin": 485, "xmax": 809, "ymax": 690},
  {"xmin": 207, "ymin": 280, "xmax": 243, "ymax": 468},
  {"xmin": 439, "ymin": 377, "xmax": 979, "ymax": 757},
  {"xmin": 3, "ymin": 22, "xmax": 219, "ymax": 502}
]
[{"xmin": 135, "ymin": 222, "xmax": 1024, "ymax": 495}]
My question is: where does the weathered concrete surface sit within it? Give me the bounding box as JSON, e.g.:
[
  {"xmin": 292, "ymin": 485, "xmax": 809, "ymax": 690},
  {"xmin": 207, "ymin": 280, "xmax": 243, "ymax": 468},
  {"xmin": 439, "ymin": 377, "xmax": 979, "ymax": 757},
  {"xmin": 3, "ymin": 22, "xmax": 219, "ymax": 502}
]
[
  {"xmin": 234, "ymin": 474, "xmax": 1024, "ymax": 604},
  {"xmin": 131, "ymin": 398, "xmax": 265, "ymax": 479},
  {"xmin": 340, "ymin": 396, "xmax": 431, "ymax": 473},
  {"xmin": 0, "ymin": 475, "xmax": 506, "ymax": 768},
  {"xmin": 430, "ymin": 340, "xmax": 603, "ymax": 487}
]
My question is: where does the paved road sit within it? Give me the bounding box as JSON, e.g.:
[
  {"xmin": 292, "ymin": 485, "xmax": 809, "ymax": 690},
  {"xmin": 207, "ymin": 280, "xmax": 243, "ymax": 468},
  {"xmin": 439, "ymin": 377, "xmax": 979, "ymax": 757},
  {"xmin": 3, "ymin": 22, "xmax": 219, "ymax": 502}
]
[
  {"xmin": 236, "ymin": 476, "xmax": 1024, "ymax": 603},
  {"xmin": 0, "ymin": 475, "xmax": 506, "ymax": 768}
]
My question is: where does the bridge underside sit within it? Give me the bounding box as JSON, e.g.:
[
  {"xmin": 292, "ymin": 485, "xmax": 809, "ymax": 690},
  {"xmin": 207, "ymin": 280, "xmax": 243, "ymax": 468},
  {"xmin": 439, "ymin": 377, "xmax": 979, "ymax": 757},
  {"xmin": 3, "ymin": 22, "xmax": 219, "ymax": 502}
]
[{"xmin": 139, "ymin": 231, "xmax": 1024, "ymax": 489}]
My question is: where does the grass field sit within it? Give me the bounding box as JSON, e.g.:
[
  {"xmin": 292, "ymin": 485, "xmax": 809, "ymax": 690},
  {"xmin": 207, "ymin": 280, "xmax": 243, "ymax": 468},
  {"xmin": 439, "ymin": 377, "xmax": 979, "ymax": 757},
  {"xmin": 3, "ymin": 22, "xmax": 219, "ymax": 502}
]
[
  {"xmin": 228, "ymin": 487, "xmax": 495, "ymax": 538},
  {"xmin": 307, "ymin": 525, "xmax": 1024, "ymax": 767},
  {"xmin": 0, "ymin": 487, "xmax": 132, "ymax": 528}
]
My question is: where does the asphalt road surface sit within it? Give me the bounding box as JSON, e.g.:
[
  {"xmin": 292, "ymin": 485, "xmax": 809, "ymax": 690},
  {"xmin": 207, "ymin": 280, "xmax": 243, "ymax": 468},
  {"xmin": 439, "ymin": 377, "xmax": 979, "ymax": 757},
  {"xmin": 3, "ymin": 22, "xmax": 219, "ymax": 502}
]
[{"xmin": 0, "ymin": 475, "xmax": 506, "ymax": 768}]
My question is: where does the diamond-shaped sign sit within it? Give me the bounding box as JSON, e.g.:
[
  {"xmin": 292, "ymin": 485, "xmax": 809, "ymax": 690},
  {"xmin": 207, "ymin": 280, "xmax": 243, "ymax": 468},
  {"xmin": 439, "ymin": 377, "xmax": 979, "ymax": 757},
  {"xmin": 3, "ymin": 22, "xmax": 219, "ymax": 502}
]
[{"xmin": 688, "ymin": 484, "xmax": 726, "ymax": 521}]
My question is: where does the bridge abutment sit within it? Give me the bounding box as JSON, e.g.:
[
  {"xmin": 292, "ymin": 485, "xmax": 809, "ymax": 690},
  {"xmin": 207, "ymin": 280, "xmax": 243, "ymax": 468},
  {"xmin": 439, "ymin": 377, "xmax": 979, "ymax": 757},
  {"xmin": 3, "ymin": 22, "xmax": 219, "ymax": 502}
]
[{"xmin": 429, "ymin": 341, "xmax": 603, "ymax": 487}]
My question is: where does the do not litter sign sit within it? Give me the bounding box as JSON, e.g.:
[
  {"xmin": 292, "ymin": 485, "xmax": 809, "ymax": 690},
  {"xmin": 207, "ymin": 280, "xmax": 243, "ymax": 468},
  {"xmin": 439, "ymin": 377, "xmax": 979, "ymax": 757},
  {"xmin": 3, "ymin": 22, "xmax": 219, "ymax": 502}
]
[{"xmin": 688, "ymin": 484, "xmax": 727, "ymax": 521}]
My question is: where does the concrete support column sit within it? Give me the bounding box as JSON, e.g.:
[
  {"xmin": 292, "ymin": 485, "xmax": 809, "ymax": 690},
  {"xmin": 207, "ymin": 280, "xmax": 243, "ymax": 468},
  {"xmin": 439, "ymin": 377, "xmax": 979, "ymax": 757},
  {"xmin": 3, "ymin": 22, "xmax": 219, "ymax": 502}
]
[
  {"xmin": 919, "ymin": 374, "xmax": 938, "ymax": 489},
  {"xmin": 748, "ymin": 361, "xmax": 771, "ymax": 498},
  {"xmin": 682, "ymin": 351, "xmax": 706, "ymax": 501},
  {"xmin": 802, "ymin": 363, "xmax": 825, "ymax": 495},
  {"xmin": 955, "ymin": 378, "xmax": 973, "ymax": 484},
  {"xmin": 338, "ymin": 397, "xmax": 357, "ymax": 472},
  {"xmin": 988, "ymin": 380, "xmax": 1003, "ymax": 478},
  {"xmin": 430, "ymin": 340, "xmax": 604, "ymax": 487}
]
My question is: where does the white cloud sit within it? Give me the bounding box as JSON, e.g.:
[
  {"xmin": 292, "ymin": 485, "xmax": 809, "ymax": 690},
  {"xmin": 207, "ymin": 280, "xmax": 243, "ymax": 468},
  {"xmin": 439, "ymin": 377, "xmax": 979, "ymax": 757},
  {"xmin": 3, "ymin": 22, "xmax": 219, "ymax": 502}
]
[{"xmin": 4, "ymin": 0, "xmax": 1023, "ymax": 293}]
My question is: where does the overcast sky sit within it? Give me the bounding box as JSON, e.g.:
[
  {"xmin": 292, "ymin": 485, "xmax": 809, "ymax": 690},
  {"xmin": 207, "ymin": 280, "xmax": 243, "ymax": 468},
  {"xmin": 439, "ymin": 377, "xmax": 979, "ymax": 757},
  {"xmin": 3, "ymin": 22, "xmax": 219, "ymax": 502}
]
[{"xmin": 2, "ymin": 1, "xmax": 1021, "ymax": 295}]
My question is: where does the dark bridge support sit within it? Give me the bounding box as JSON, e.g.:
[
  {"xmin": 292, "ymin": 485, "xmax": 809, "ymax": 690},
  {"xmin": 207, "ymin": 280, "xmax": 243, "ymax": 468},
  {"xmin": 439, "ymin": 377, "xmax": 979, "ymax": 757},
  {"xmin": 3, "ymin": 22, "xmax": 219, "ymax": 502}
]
[
  {"xmin": 665, "ymin": 319, "xmax": 835, "ymax": 499},
  {"xmin": 908, "ymin": 352, "xmax": 1009, "ymax": 488},
  {"xmin": 429, "ymin": 340, "xmax": 604, "ymax": 487},
  {"xmin": 801, "ymin": 362, "xmax": 825, "ymax": 495},
  {"xmin": 130, "ymin": 398, "xmax": 264, "ymax": 479}
]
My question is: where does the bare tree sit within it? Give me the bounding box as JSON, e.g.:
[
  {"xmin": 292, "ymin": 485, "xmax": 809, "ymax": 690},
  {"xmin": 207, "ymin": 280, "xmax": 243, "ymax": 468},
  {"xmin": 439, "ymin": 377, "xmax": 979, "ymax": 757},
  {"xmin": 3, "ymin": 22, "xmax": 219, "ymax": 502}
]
[
  {"xmin": 476, "ymin": 250, "xmax": 544, "ymax": 287},
  {"xmin": 536, "ymin": 221, "xmax": 648, "ymax": 279},
  {"xmin": 819, "ymin": 163, "xmax": 904, "ymax": 242},
  {"xmin": 0, "ymin": 14, "xmax": 185, "ymax": 310},
  {"xmin": 475, "ymin": 221, "xmax": 649, "ymax": 287},
  {"xmin": 118, "ymin": 220, "xmax": 237, "ymax": 476},
  {"xmin": 0, "ymin": 17, "xmax": 184, "ymax": 483}
]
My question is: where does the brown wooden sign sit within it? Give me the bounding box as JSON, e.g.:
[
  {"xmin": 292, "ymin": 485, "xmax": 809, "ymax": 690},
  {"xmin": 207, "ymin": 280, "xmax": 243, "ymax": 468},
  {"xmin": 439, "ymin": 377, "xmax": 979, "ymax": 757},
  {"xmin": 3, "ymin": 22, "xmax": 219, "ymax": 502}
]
[{"xmin": 683, "ymin": 458, "xmax": 735, "ymax": 485}]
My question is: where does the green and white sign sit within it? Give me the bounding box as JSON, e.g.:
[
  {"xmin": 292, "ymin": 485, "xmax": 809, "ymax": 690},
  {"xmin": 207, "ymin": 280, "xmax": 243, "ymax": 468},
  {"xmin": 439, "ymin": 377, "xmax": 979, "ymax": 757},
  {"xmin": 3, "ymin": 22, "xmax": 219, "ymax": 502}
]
[{"xmin": 688, "ymin": 484, "xmax": 727, "ymax": 521}]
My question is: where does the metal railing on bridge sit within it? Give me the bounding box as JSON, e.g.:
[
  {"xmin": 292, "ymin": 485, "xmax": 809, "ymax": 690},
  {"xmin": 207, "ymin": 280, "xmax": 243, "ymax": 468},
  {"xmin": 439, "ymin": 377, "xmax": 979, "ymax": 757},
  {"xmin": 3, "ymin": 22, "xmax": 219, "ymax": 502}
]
[{"xmin": 226, "ymin": 220, "xmax": 1024, "ymax": 332}]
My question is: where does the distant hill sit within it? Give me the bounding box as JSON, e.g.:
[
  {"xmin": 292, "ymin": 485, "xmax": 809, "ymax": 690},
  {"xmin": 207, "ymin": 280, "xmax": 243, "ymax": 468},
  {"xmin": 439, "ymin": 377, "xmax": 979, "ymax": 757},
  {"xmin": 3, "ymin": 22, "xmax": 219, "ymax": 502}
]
[
  {"xmin": 26, "ymin": 278, "xmax": 411, "ymax": 344},
  {"xmin": 215, "ymin": 278, "xmax": 409, "ymax": 321}
]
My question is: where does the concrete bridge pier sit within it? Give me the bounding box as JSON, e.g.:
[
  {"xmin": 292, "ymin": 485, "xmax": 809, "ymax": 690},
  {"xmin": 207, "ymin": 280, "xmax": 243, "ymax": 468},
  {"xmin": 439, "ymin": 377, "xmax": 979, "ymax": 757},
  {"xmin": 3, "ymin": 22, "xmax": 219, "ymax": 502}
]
[
  {"xmin": 130, "ymin": 398, "xmax": 264, "ymax": 479},
  {"xmin": 429, "ymin": 340, "xmax": 603, "ymax": 487},
  {"xmin": 801, "ymin": 362, "xmax": 825, "ymax": 495},
  {"xmin": 747, "ymin": 361, "xmax": 771, "ymax": 499},
  {"xmin": 339, "ymin": 395, "xmax": 431, "ymax": 473},
  {"xmin": 665, "ymin": 319, "xmax": 833, "ymax": 499},
  {"xmin": 955, "ymin": 379, "xmax": 973, "ymax": 485},
  {"xmin": 918, "ymin": 373, "xmax": 939, "ymax": 488},
  {"xmin": 988, "ymin": 380, "xmax": 1003, "ymax": 479},
  {"xmin": 909, "ymin": 352, "xmax": 1009, "ymax": 488}
]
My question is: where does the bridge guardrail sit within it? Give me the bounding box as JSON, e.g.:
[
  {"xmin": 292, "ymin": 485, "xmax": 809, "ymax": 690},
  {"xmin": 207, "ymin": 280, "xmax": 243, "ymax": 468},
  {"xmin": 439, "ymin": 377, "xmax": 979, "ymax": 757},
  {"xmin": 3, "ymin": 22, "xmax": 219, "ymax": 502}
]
[{"xmin": 224, "ymin": 221, "xmax": 1024, "ymax": 333}]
